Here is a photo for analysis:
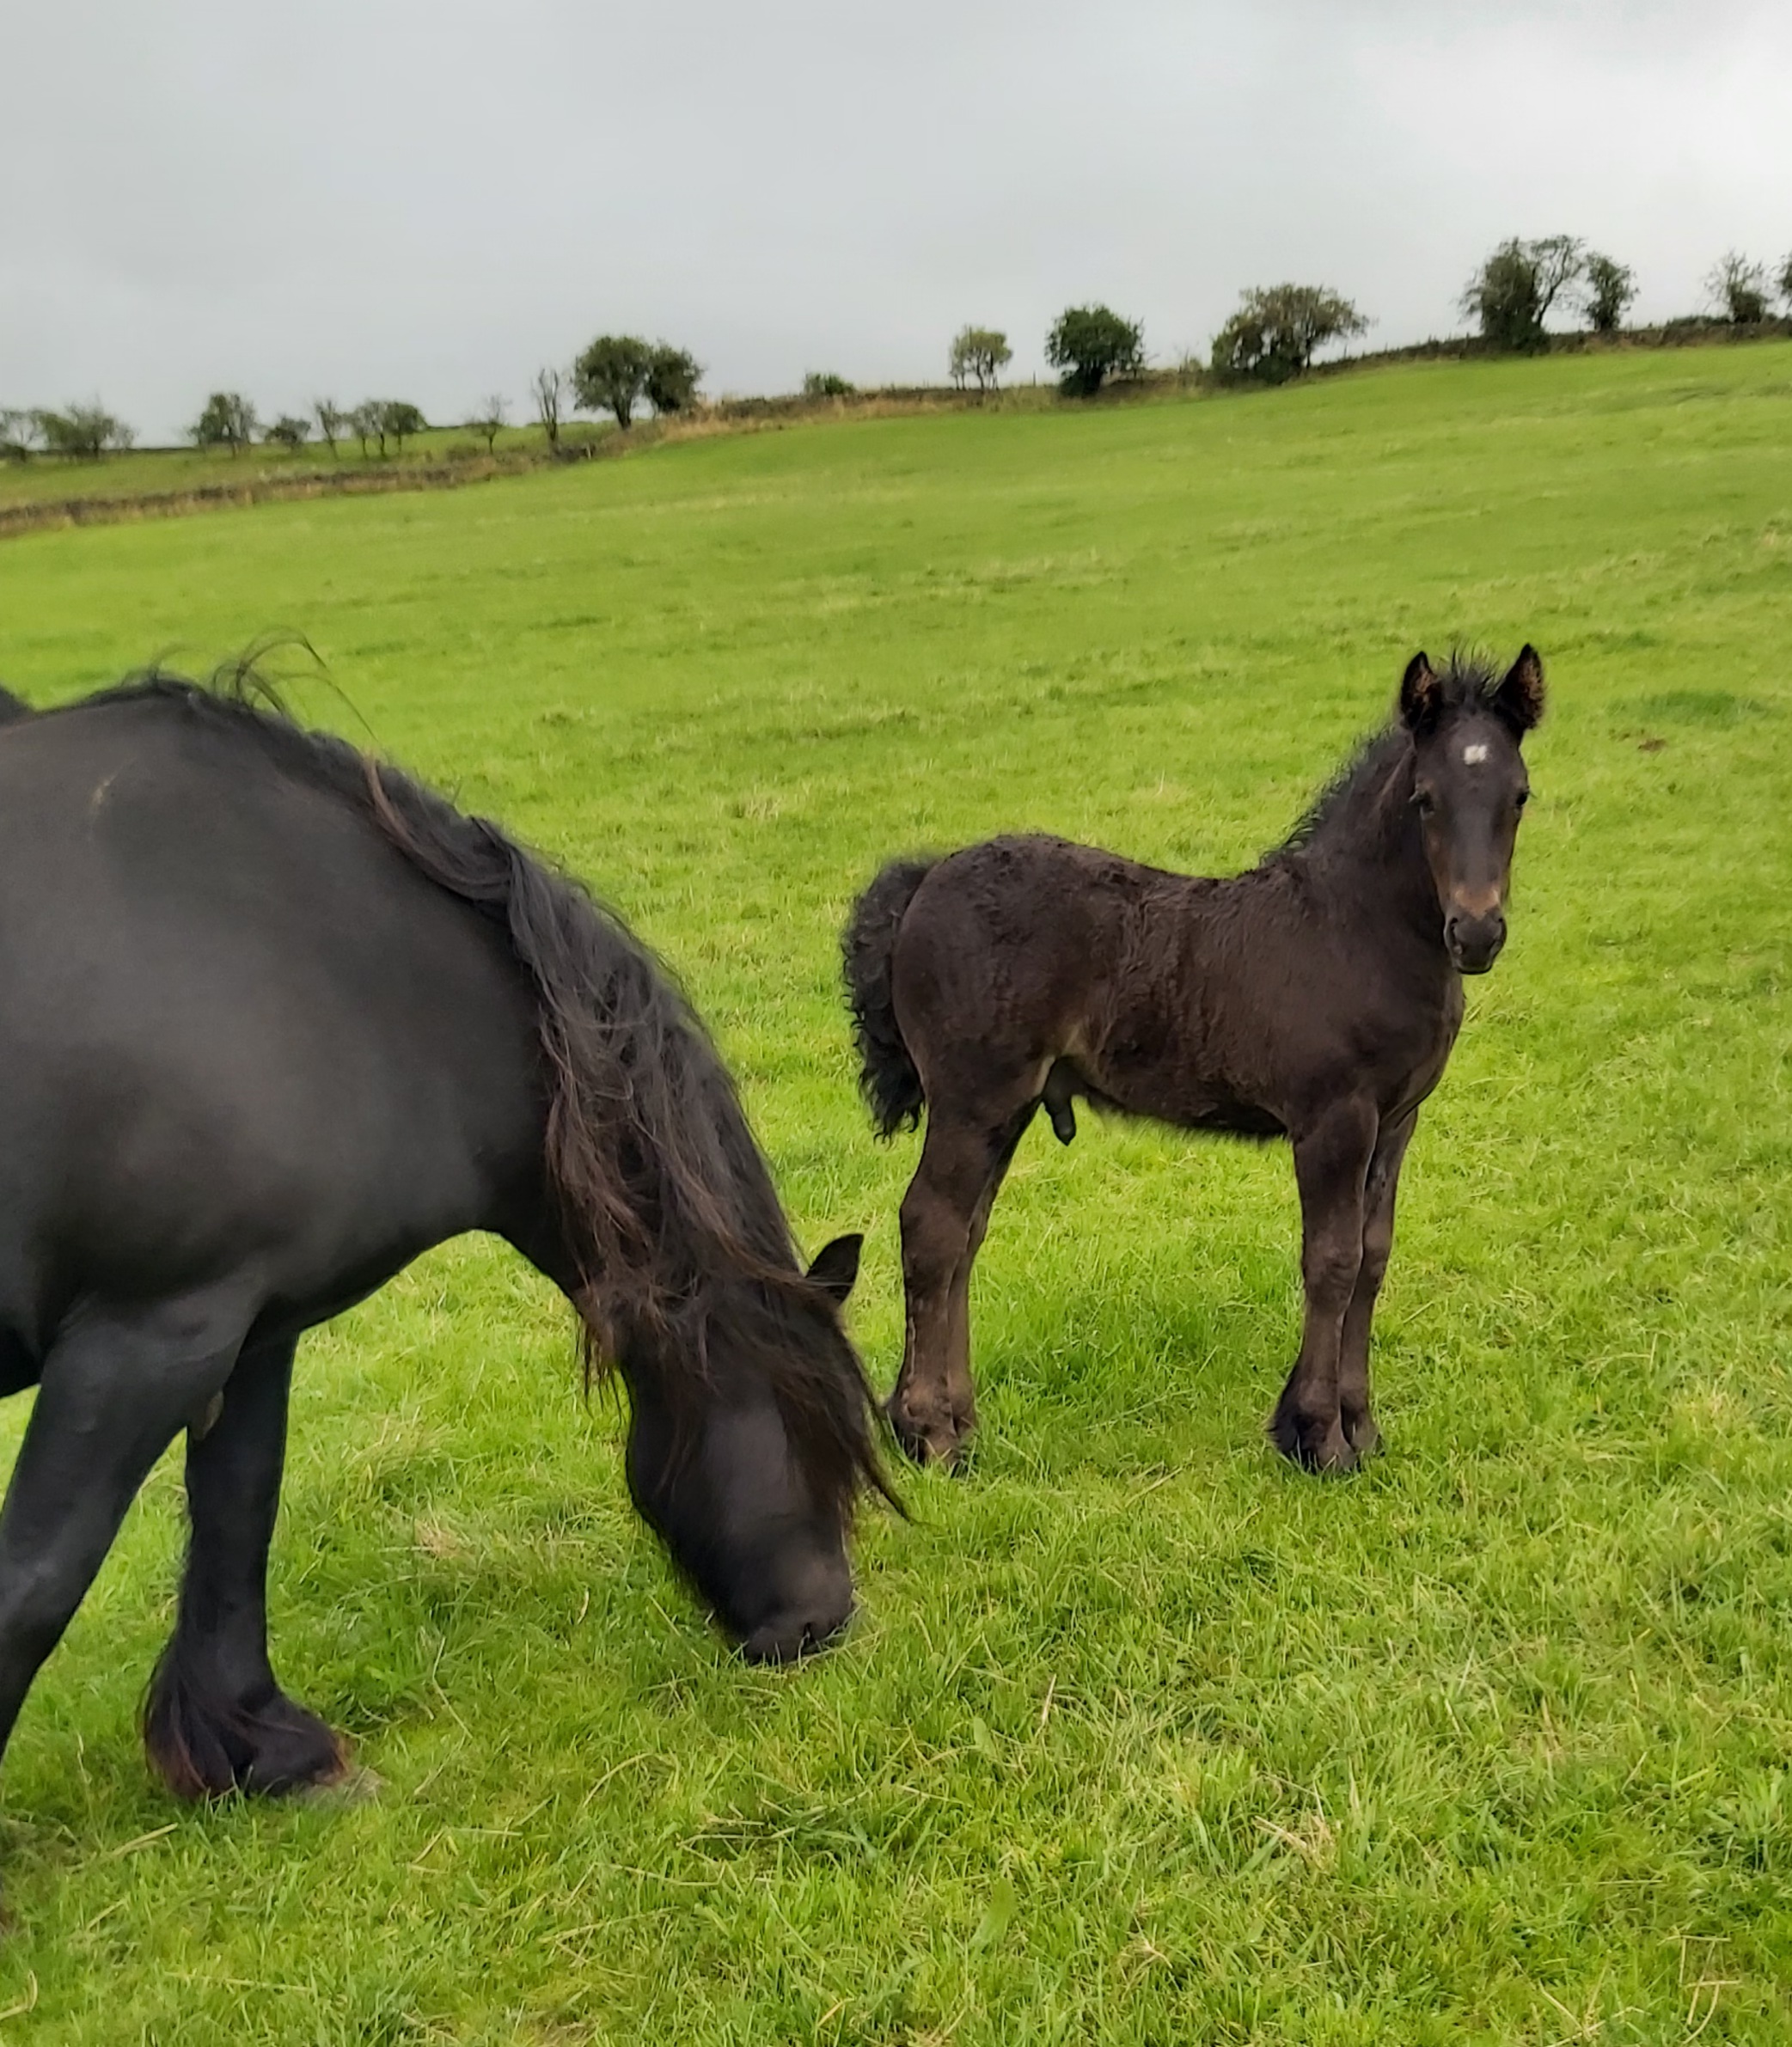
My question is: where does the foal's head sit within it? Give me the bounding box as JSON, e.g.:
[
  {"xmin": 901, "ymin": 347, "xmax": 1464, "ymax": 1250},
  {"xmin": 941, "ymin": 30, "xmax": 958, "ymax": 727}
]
[{"xmin": 1399, "ymin": 647, "xmax": 1544, "ymax": 974}]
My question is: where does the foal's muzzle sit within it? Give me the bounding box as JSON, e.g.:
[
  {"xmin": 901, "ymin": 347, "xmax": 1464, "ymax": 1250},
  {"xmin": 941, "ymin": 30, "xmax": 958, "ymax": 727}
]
[{"xmin": 1445, "ymin": 907, "xmax": 1507, "ymax": 975}]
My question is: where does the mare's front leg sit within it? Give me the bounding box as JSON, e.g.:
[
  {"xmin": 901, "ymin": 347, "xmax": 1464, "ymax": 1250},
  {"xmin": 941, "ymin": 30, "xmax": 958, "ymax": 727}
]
[
  {"xmin": 1269, "ymin": 1099, "xmax": 1378, "ymax": 1475},
  {"xmin": 1336, "ymin": 1109, "xmax": 1417, "ymax": 1458},
  {"xmin": 890, "ymin": 1111, "xmax": 1023, "ymax": 1468},
  {"xmin": 0, "ymin": 1292, "xmax": 249, "ymax": 1781},
  {"xmin": 144, "ymin": 1332, "xmax": 347, "ymax": 1798}
]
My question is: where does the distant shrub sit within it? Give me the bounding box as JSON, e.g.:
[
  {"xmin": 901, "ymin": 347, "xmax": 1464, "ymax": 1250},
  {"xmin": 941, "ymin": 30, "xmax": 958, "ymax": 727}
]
[
  {"xmin": 948, "ymin": 327, "xmax": 1012, "ymax": 391},
  {"xmin": 1779, "ymin": 253, "xmax": 1792, "ymax": 314},
  {"xmin": 265, "ymin": 414, "xmax": 312, "ymax": 451},
  {"xmin": 470, "ymin": 394, "xmax": 508, "ymax": 454},
  {"xmin": 1708, "ymin": 252, "xmax": 1770, "ymax": 325},
  {"xmin": 803, "ymin": 372, "xmax": 854, "ymax": 398},
  {"xmin": 1578, "ymin": 253, "xmax": 1636, "ymax": 334},
  {"xmin": 531, "ymin": 367, "xmax": 565, "ymax": 450},
  {"xmin": 645, "ymin": 345, "xmax": 702, "ymax": 415},
  {"xmin": 348, "ymin": 400, "xmax": 426, "ymax": 457},
  {"xmin": 313, "ymin": 400, "xmax": 349, "ymax": 456},
  {"xmin": 1208, "ymin": 284, "xmax": 1367, "ymax": 385},
  {"xmin": 378, "ymin": 401, "xmax": 427, "ymax": 452},
  {"xmin": 38, "ymin": 404, "xmax": 135, "ymax": 459},
  {"xmin": 193, "ymin": 392, "xmax": 259, "ymax": 455},
  {"xmin": 1045, "ymin": 305, "xmax": 1143, "ymax": 396},
  {"xmin": 0, "ymin": 408, "xmax": 39, "ymax": 461},
  {"xmin": 573, "ymin": 336, "xmax": 654, "ymax": 429},
  {"xmin": 1462, "ymin": 236, "xmax": 1583, "ymax": 352}
]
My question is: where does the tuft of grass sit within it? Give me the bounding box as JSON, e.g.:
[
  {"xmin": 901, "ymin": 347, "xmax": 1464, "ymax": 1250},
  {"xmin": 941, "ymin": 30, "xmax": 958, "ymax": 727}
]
[{"xmin": 0, "ymin": 344, "xmax": 1789, "ymax": 2042}]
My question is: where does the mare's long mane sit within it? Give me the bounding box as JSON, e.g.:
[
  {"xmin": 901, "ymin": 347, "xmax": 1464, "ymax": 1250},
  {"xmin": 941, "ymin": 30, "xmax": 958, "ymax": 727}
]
[{"xmin": 46, "ymin": 665, "xmax": 883, "ymax": 1517}]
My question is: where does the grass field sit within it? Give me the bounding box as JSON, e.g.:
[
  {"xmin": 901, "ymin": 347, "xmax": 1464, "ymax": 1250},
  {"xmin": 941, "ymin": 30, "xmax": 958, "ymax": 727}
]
[{"xmin": 0, "ymin": 345, "xmax": 1789, "ymax": 2043}]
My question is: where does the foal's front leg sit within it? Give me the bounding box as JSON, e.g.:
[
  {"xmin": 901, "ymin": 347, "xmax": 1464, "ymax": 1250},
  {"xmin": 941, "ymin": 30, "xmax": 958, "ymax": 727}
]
[
  {"xmin": 1270, "ymin": 1100, "xmax": 1378, "ymax": 1474},
  {"xmin": 1336, "ymin": 1109, "xmax": 1417, "ymax": 1458}
]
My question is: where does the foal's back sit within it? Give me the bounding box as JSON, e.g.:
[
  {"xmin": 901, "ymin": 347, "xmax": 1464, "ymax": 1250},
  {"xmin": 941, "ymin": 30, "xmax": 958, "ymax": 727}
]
[{"xmin": 889, "ymin": 831, "xmax": 1379, "ymax": 1137}]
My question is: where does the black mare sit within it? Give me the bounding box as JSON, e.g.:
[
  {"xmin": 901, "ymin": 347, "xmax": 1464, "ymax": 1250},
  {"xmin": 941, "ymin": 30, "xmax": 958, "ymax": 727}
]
[{"xmin": 0, "ymin": 675, "xmax": 883, "ymax": 1802}]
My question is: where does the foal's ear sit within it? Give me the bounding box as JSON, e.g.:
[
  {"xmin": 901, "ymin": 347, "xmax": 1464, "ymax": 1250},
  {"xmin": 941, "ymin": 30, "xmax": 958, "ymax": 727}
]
[
  {"xmin": 807, "ymin": 1233, "xmax": 864, "ymax": 1305},
  {"xmin": 1398, "ymin": 651, "xmax": 1441, "ymax": 732},
  {"xmin": 1492, "ymin": 644, "xmax": 1546, "ymax": 734}
]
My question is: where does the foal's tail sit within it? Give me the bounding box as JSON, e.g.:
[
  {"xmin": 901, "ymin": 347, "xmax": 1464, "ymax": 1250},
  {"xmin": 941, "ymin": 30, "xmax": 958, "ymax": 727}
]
[{"xmin": 842, "ymin": 857, "xmax": 936, "ymax": 1138}]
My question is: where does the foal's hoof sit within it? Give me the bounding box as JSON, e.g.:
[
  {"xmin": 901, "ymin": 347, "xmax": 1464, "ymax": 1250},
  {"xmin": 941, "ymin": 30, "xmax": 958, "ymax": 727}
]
[
  {"xmin": 1269, "ymin": 1408, "xmax": 1360, "ymax": 1476},
  {"xmin": 884, "ymin": 1396, "xmax": 970, "ymax": 1472},
  {"xmin": 1346, "ymin": 1415, "xmax": 1383, "ymax": 1458}
]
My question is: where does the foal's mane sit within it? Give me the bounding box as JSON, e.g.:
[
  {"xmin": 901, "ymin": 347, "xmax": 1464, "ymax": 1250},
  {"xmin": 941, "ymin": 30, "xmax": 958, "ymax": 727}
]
[
  {"xmin": 58, "ymin": 663, "xmax": 884, "ymax": 1518},
  {"xmin": 1269, "ymin": 652, "xmax": 1504, "ymax": 863}
]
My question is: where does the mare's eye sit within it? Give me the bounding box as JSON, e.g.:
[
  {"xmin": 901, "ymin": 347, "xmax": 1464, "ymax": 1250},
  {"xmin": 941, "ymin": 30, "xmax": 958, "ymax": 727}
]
[
  {"xmin": 1515, "ymin": 789, "xmax": 1531, "ymax": 810},
  {"xmin": 1413, "ymin": 789, "xmax": 1435, "ymax": 816}
]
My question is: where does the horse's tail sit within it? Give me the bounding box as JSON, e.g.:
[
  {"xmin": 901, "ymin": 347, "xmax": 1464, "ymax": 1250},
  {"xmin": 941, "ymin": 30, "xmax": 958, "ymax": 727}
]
[{"xmin": 842, "ymin": 856, "xmax": 937, "ymax": 1138}]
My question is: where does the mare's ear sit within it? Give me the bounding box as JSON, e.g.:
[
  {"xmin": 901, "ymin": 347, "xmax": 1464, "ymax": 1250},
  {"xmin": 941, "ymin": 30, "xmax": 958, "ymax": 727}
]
[
  {"xmin": 1493, "ymin": 645, "xmax": 1545, "ymax": 734},
  {"xmin": 807, "ymin": 1233, "xmax": 863, "ymax": 1305},
  {"xmin": 1398, "ymin": 651, "xmax": 1441, "ymax": 732}
]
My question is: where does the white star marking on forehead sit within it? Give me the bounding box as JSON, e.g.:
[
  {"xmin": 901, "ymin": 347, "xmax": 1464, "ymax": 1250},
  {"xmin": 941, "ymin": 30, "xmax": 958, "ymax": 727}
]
[{"xmin": 1462, "ymin": 742, "xmax": 1489, "ymax": 765}]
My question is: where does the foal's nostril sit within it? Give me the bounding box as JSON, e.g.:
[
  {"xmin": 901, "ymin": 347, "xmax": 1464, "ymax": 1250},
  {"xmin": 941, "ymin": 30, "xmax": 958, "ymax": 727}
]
[{"xmin": 1446, "ymin": 907, "xmax": 1506, "ymax": 971}]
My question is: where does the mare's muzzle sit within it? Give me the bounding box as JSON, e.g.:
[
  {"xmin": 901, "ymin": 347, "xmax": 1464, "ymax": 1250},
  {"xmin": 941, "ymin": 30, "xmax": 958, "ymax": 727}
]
[
  {"xmin": 1445, "ymin": 906, "xmax": 1507, "ymax": 975},
  {"xmin": 737, "ymin": 1543, "xmax": 854, "ymax": 1664}
]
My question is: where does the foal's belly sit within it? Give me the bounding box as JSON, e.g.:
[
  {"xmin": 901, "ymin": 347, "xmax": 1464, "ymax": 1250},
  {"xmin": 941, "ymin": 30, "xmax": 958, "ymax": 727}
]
[
  {"xmin": 1183, "ymin": 1095, "xmax": 1287, "ymax": 1140},
  {"xmin": 1073, "ymin": 1048, "xmax": 1287, "ymax": 1140}
]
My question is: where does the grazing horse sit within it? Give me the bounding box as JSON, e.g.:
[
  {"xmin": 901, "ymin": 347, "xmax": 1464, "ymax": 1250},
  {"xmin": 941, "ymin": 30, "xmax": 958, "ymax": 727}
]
[
  {"xmin": 0, "ymin": 684, "xmax": 30, "ymax": 724},
  {"xmin": 0, "ymin": 672, "xmax": 884, "ymax": 1804},
  {"xmin": 844, "ymin": 649, "xmax": 1544, "ymax": 1473}
]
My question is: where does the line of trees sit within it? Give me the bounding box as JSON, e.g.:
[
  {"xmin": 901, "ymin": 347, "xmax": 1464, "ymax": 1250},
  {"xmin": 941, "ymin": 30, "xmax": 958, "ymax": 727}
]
[
  {"xmin": 8, "ymin": 239, "xmax": 1792, "ymax": 470},
  {"xmin": 1460, "ymin": 236, "xmax": 1792, "ymax": 351},
  {"xmin": 521, "ymin": 339, "xmax": 703, "ymax": 443},
  {"xmin": 188, "ymin": 394, "xmax": 431, "ymax": 459},
  {"xmin": 0, "ymin": 404, "xmax": 136, "ymax": 460}
]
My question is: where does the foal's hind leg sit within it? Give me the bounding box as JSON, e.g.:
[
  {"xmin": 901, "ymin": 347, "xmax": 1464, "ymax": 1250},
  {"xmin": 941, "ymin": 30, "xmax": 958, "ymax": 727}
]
[
  {"xmin": 144, "ymin": 1333, "xmax": 347, "ymax": 1799},
  {"xmin": 1269, "ymin": 1100, "xmax": 1378, "ymax": 1475},
  {"xmin": 890, "ymin": 1106, "xmax": 1032, "ymax": 1467},
  {"xmin": 1336, "ymin": 1110, "xmax": 1416, "ymax": 1458},
  {"xmin": 0, "ymin": 1292, "xmax": 248, "ymax": 1777}
]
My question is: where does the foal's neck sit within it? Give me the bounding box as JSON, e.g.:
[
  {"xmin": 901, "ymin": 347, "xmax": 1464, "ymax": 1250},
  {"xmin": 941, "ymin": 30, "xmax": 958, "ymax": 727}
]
[{"xmin": 1299, "ymin": 741, "xmax": 1441, "ymax": 944}]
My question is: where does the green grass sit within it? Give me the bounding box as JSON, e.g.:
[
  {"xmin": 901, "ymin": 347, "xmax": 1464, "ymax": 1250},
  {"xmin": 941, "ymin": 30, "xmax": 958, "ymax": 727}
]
[{"xmin": 1, "ymin": 344, "xmax": 1790, "ymax": 2043}]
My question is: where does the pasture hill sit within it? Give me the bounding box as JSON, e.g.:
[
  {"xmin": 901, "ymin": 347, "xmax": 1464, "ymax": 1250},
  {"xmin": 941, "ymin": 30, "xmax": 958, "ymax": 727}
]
[{"xmin": 0, "ymin": 342, "xmax": 1789, "ymax": 2044}]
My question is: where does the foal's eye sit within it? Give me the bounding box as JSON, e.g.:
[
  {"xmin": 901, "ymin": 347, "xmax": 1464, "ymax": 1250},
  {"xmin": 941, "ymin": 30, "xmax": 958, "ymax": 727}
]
[
  {"xmin": 1413, "ymin": 789, "xmax": 1435, "ymax": 816},
  {"xmin": 1514, "ymin": 789, "xmax": 1531, "ymax": 810}
]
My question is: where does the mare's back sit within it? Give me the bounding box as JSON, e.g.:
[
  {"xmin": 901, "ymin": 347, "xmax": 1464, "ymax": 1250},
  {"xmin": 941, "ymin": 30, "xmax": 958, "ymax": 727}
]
[{"xmin": 0, "ymin": 700, "xmax": 538, "ymax": 1293}]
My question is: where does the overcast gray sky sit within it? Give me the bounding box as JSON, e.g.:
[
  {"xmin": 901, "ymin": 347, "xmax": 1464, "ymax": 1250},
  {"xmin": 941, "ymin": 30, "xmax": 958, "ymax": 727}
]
[{"xmin": 4, "ymin": 0, "xmax": 1789, "ymax": 443}]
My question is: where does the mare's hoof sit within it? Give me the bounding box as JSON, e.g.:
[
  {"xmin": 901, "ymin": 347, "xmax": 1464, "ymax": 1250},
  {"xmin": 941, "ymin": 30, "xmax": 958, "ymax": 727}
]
[
  {"xmin": 1269, "ymin": 1408, "xmax": 1360, "ymax": 1476},
  {"xmin": 299, "ymin": 1763, "xmax": 382, "ymax": 1808},
  {"xmin": 145, "ymin": 1677, "xmax": 351, "ymax": 1801}
]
